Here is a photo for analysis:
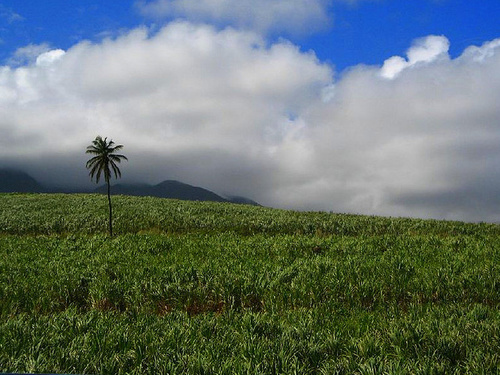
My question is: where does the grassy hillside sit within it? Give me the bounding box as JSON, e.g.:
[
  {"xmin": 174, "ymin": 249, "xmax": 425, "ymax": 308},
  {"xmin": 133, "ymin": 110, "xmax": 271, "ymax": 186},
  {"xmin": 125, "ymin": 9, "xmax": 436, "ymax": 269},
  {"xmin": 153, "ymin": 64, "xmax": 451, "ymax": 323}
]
[{"xmin": 0, "ymin": 193, "xmax": 499, "ymax": 374}]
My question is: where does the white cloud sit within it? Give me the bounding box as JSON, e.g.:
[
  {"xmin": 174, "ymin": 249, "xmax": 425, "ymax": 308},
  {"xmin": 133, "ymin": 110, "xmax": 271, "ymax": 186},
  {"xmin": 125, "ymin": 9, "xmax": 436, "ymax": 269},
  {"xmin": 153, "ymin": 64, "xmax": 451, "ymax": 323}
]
[
  {"xmin": 1, "ymin": 26, "xmax": 500, "ymax": 222},
  {"xmin": 461, "ymin": 38, "xmax": 500, "ymax": 63},
  {"xmin": 380, "ymin": 35, "xmax": 450, "ymax": 79},
  {"xmin": 301, "ymin": 37, "xmax": 500, "ymax": 220},
  {"xmin": 136, "ymin": 0, "xmax": 332, "ymax": 35},
  {"xmin": 406, "ymin": 35, "xmax": 449, "ymax": 64},
  {"xmin": 36, "ymin": 49, "xmax": 66, "ymax": 67},
  {"xmin": 8, "ymin": 43, "xmax": 51, "ymax": 66},
  {"xmin": 0, "ymin": 23, "xmax": 331, "ymax": 197}
]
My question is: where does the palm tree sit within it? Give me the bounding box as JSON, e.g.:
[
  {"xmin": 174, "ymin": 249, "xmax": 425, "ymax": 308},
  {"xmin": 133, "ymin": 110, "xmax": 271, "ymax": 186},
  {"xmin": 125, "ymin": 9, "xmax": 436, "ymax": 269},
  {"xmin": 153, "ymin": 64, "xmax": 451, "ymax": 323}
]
[{"xmin": 86, "ymin": 136, "xmax": 128, "ymax": 236}]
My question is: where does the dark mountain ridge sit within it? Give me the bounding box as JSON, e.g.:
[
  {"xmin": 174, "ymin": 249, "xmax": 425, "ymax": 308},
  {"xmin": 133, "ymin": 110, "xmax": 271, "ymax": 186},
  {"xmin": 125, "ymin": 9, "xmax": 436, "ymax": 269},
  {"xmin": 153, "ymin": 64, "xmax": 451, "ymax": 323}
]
[
  {"xmin": 0, "ymin": 169, "xmax": 43, "ymax": 193},
  {"xmin": 94, "ymin": 180, "xmax": 229, "ymax": 203},
  {"xmin": 0, "ymin": 168, "xmax": 259, "ymax": 205}
]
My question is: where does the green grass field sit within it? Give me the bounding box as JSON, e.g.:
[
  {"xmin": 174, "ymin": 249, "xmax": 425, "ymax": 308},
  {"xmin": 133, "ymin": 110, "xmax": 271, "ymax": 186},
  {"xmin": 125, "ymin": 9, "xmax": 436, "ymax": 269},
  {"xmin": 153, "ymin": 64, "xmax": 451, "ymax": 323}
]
[{"xmin": 1, "ymin": 193, "xmax": 499, "ymax": 374}]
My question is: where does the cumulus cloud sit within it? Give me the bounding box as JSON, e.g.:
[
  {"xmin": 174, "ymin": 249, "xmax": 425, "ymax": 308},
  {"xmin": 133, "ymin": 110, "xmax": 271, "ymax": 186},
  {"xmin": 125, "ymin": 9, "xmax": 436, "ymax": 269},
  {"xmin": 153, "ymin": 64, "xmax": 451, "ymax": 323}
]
[
  {"xmin": 7, "ymin": 43, "xmax": 52, "ymax": 66},
  {"xmin": 1, "ymin": 25, "xmax": 499, "ymax": 222},
  {"xmin": 136, "ymin": 0, "xmax": 332, "ymax": 35},
  {"xmin": 380, "ymin": 35, "xmax": 450, "ymax": 79},
  {"xmin": 0, "ymin": 23, "xmax": 331, "ymax": 198},
  {"xmin": 301, "ymin": 37, "xmax": 500, "ymax": 221},
  {"xmin": 35, "ymin": 49, "xmax": 66, "ymax": 67}
]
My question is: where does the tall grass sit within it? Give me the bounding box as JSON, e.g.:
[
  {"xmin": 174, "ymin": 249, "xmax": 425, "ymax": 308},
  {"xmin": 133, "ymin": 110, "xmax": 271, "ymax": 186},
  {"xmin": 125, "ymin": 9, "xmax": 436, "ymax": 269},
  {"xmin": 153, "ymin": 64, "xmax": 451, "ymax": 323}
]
[
  {"xmin": 1, "ymin": 232, "xmax": 499, "ymax": 315},
  {"xmin": 0, "ymin": 193, "xmax": 499, "ymax": 373},
  {"xmin": 1, "ymin": 193, "xmax": 498, "ymax": 236}
]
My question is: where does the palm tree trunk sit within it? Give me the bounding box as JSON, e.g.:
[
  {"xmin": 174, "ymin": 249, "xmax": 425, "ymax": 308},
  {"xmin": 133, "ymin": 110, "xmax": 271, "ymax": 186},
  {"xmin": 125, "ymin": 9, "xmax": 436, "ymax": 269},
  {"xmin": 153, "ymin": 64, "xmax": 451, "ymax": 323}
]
[{"xmin": 107, "ymin": 179, "xmax": 113, "ymax": 236}]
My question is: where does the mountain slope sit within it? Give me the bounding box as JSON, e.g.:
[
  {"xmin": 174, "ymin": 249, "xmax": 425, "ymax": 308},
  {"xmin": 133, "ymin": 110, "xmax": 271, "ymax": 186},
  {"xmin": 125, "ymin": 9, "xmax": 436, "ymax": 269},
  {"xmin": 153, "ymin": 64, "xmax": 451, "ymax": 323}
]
[
  {"xmin": 152, "ymin": 180, "xmax": 228, "ymax": 202},
  {"xmin": 224, "ymin": 195, "xmax": 261, "ymax": 206},
  {"xmin": 95, "ymin": 180, "xmax": 228, "ymax": 202},
  {"xmin": 0, "ymin": 168, "xmax": 259, "ymax": 205},
  {"xmin": 0, "ymin": 169, "xmax": 43, "ymax": 193}
]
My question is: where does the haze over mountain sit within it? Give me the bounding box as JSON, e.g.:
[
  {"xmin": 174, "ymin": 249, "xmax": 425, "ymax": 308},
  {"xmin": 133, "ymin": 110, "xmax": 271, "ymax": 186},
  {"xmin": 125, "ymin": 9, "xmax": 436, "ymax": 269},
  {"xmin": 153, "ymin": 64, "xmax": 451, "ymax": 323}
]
[{"xmin": 0, "ymin": 169, "xmax": 259, "ymax": 205}]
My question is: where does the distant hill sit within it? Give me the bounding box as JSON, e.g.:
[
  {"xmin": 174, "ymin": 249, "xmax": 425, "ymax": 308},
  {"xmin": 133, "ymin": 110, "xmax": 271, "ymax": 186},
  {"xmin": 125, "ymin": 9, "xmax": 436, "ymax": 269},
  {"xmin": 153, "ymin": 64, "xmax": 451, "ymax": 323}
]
[
  {"xmin": 0, "ymin": 169, "xmax": 43, "ymax": 193},
  {"xmin": 0, "ymin": 168, "xmax": 259, "ymax": 205},
  {"xmin": 223, "ymin": 195, "xmax": 261, "ymax": 206},
  {"xmin": 94, "ymin": 180, "xmax": 229, "ymax": 203},
  {"xmin": 153, "ymin": 180, "xmax": 228, "ymax": 202}
]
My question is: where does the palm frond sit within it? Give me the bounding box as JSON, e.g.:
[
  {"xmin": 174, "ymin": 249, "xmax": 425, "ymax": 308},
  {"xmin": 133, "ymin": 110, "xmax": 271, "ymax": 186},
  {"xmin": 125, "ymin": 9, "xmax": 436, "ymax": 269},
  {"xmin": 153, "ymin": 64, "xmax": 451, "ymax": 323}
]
[
  {"xmin": 85, "ymin": 136, "xmax": 127, "ymax": 184},
  {"xmin": 110, "ymin": 161, "xmax": 121, "ymax": 179}
]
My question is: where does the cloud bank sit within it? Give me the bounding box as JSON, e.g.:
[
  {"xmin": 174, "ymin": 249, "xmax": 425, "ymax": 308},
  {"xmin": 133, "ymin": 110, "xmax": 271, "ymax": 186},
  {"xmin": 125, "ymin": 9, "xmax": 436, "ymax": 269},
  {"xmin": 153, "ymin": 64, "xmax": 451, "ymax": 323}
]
[{"xmin": 1, "ymin": 25, "xmax": 500, "ymax": 222}]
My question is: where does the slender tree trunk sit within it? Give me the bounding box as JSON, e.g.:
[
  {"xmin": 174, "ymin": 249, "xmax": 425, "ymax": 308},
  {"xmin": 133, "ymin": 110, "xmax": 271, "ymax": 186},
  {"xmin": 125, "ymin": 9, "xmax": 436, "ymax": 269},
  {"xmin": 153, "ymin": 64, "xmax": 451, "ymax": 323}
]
[{"xmin": 107, "ymin": 179, "xmax": 113, "ymax": 236}]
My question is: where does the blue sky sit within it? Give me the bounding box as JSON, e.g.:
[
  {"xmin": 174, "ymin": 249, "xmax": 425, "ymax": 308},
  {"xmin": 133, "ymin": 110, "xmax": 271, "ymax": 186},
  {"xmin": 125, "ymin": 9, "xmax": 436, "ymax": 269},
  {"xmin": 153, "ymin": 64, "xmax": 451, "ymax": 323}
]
[
  {"xmin": 303, "ymin": 0, "xmax": 500, "ymax": 69},
  {"xmin": 0, "ymin": 0, "xmax": 499, "ymax": 222},
  {"xmin": 1, "ymin": 0, "xmax": 498, "ymax": 70}
]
